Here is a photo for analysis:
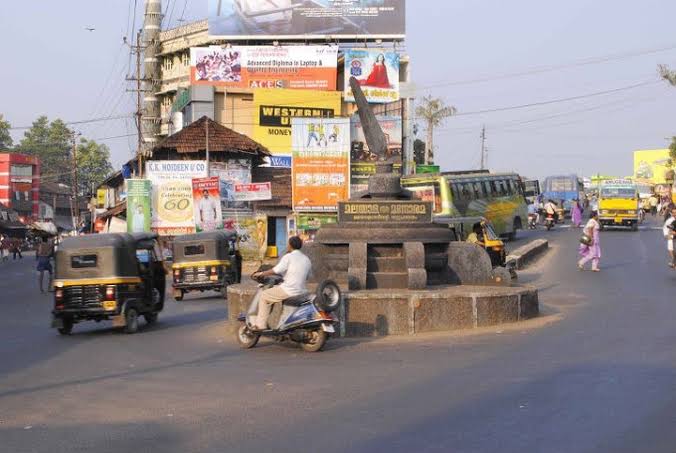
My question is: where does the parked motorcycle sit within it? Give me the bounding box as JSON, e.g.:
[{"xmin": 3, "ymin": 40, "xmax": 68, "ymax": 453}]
[{"xmin": 236, "ymin": 273, "xmax": 341, "ymax": 352}]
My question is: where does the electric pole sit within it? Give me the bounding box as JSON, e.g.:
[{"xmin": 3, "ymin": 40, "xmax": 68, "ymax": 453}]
[
  {"xmin": 126, "ymin": 30, "xmax": 148, "ymax": 177},
  {"xmin": 480, "ymin": 125, "xmax": 486, "ymax": 170},
  {"xmin": 71, "ymin": 132, "xmax": 81, "ymax": 232}
]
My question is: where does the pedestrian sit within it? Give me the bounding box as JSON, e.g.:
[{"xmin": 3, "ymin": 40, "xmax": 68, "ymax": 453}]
[
  {"xmin": 11, "ymin": 239, "xmax": 23, "ymax": 260},
  {"xmin": 36, "ymin": 236, "xmax": 54, "ymax": 292},
  {"xmin": 0, "ymin": 234, "xmax": 6, "ymax": 261},
  {"xmin": 649, "ymin": 194, "xmax": 658, "ymax": 216},
  {"xmin": 578, "ymin": 211, "xmax": 602, "ymax": 272},
  {"xmin": 590, "ymin": 195, "xmax": 599, "ymax": 214},
  {"xmin": 571, "ymin": 199, "xmax": 583, "ymax": 227}
]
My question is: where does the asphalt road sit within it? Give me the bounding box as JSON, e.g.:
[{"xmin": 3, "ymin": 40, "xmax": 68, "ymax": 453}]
[{"xmin": 1, "ymin": 216, "xmax": 675, "ymax": 453}]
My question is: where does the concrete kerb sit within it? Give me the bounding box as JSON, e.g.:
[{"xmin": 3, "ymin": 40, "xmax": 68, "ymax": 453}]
[
  {"xmin": 506, "ymin": 239, "xmax": 549, "ymax": 270},
  {"xmin": 226, "ymin": 283, "xmax": 539, "ymax": 338}
]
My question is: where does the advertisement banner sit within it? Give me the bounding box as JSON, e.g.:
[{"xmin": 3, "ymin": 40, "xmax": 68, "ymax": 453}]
[
  {"xmin": 233, "ymin": 182, "xmax": 272, "ymax": 201},
  {"xmin": 126, "ymin": 179, "xmax": 152, "ymax": 233},
  {"xmin": 96, "ymin": 189, "xmax": 106, "ymax": 209},
  {"xmin": 210, "ymin": 160, "xmax": 252, "ymax": 210},
  {"xmin": 350, "ymin": 115, "xmax": 402, "ymax": 193},
  {"xmin": 344, "ymin": 49, "xmax": 400, "ymax": 104},
  {"xmin": 296, "ymin": 213, "xmax": 337, "ymax": 243},
  {"xmin": 146, "ymin": 161, "xmax": 208, "ymax": 235},
  {"xmin": 224, "ymin": 213, "xmax": 268, "ymax": 261},
  {"xmin": 633, "ymin": 149, "xmax": 672, "ymax": 184},
  {"xmin": 292, "ymin": 118, "xmax": 350, "ymax": 211},
  {"xmin": 253, "ymin": 89, "xmax": 342, "ymax": 166},
  {"xmin": 208, "ymin": 0, "xmax": 405, "ymax": 39},
  {"xmin": 192, "ymin": 177, "xmax": 224, "ymax": 232},
  {"xmin": 191, "ymin": 45, "xmax": 338, "ymax": 90}
]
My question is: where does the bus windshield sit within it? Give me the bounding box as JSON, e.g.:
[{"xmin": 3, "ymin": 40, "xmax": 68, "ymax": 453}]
[
  {"xmin": 601, "ymin": 187, "xmax": 636, "ymax": 199},
  {"xmin": 545, "ymin": 177, "xmax": 575, "ymax": 192}
]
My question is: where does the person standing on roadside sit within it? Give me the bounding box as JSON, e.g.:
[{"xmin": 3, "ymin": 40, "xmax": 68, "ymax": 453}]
[
  {"xmin": 649, "ymin": 194, "xmax": 659, "ymax": 216},
  {"xmin": 571, "ymin": 199, "xmax": 583, "ymax": 227},
  {"xmin": 11, "ymin": 238, "xmax": 23, "ymax": 260},
  {"xmin": 664, "ymin": 207, "xmax": 676, "ymax": 268},
  {"xmin": 0, "ymin": 234, "xmax": 6, "ymax": 261},
  {"xmin": 36, "ymin": 236, "xmax": 55, "ymax": 292},
  {"xmin": 578, "ymin": 211, "xmax": 602, "ymax": 272}
]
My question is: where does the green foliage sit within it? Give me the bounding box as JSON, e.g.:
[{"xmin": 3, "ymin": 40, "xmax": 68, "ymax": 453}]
[
  {"xmin": 0, "ymin": 114, "xmax": 12, "ymax": 150},
  {"xmin": 17, "ymin": 116, "xmax": 72, "ymax": 184},
  {"xmin": 75, "ymin": 138, "xmax": 113, "ymax": 196},
  {"xmin": 415, "ymin": 95, "xmax": 457, "ymax": 164}
]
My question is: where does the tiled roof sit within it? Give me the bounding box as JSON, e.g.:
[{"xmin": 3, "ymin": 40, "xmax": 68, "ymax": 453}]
[{"xmin": 153, "ymin": 116, "xmax": 270, "ymax": 156}]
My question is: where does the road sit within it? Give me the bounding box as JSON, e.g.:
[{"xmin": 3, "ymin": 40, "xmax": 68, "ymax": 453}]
[{"xmin": 1, "ymin": 216, "xmax": 675, "ymax": 453}]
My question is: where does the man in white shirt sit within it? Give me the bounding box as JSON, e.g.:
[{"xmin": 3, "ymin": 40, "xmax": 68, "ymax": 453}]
[
  {"xmin": 663, "ymin": 207, "xmax": 676, "ymax": 268},
  {"xmin": 198, "ymin": 190, "xmax": 219, "ymax": 229},
  {"xmin": 252, "ymin": 236, "xmax": 312, "ymax": 330},
  {"xmin": 131, "ymin": 205, "xmax": 146, "ymax": 233}
]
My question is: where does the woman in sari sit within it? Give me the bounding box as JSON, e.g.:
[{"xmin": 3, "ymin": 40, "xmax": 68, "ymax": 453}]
[
  {"xmin": 571, "ymin": 199, "xmax": 583, "ymax": 227},
  {"xmin": 578, "ymin": 211, "xmax": 601, "ymax": 272}
]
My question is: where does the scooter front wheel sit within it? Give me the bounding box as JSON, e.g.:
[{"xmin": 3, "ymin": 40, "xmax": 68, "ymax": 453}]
[
  {"xmin": 237, "ymin": 324, "xmax": 260, "ymax": 349},
  {"xmin": 301, "ymin": 329, "xmax": 327, "ymax": 352}
]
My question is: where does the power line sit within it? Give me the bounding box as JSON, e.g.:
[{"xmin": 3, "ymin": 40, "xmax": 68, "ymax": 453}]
[{"xmin": 9, "ymin": 114, "xmax": 132, "ymax": 131}]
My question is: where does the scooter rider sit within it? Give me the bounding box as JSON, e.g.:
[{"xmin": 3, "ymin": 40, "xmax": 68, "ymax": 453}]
[
  {"xmin": 251, "ymin": 236, "xmax": 312, "ymax": 330},
  {"xmin": 544, "ymin": 199, "xmax": 558, "ymax": 222}
]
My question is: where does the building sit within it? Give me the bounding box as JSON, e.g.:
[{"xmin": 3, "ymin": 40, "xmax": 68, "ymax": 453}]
[
  {"xmin": 39, "ymin": 181, "xmax": 88, "ymax": 232},
  {"xmin": 0, "ymin": 153, "xmax": 40, "ymax": 221}
]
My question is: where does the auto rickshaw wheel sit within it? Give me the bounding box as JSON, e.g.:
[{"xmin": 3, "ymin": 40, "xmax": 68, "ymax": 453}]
[
  {"xmin": 144, "ymin": 312, "xmax": 158, "ymax": 325},
  {"xmin": 58, "ymin": 318, "xmax": 73, "ymax": 335},
  {"xmin": 174, "ymin": 290, "xmax": 184, "ymax": 302},
  {"xmin": 124, "ymin": 308, "xmax": 139, "ymax": 334}
]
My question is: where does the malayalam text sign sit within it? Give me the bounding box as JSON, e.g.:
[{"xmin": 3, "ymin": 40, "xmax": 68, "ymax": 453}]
[
  {"xmin": 338, "ymin": 201, "xmax": 432, "ymax": 223},
  {"xmin": 233, "ymin": 182, "xmax": 272, "ymax": 201}
]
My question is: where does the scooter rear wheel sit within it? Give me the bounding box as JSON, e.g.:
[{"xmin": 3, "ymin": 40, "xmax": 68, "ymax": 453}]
[
  {"xmin": 237, "ymin": 324, "xmax": 260, "ymax": 349},
  {"xmin": 300, "ymin": 329, "xmax": 327, "ymax": 352}
]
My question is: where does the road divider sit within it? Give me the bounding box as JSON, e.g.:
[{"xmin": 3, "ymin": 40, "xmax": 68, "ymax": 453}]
[{"xmin": 506, "ymin": 239, "xmax": 549, "ymax": 270}]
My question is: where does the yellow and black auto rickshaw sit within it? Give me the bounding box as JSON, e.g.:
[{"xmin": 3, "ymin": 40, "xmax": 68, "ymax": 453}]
[
  {"xmin": 171, "ymin": 230, "xmax": 242, "ymax": 301},
  {"xmin": 51, "ymin": 233, "xmax": 166, "ymax": 335}
]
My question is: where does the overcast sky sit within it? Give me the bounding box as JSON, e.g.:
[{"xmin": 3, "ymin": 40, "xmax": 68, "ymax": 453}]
[{"xmin": 2, "ymin": 0, "xmax": 676, "ymax": 180}]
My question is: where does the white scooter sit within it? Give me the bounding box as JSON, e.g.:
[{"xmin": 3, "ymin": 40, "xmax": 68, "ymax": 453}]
[{"xmin": 236, "ymin": 273, "xmax": 341, "ymax": 352}]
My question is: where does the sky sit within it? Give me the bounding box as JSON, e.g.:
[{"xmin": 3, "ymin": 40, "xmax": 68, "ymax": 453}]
[{"xmin": 1, "ymin": 0, "xmax": 676, "ymax": 181}]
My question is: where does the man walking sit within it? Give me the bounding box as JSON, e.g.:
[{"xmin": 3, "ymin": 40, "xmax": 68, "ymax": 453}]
[
  {"xmin": 251, "ymin": 236, "xmax": 311, "ymax": 331},
  {"xmin": 36, "ymin": 236, "xmax": 55, "ymax": 292},
  {"xmin": 663, "ymin": 206, "xmax": 676, "ymax": 268}
]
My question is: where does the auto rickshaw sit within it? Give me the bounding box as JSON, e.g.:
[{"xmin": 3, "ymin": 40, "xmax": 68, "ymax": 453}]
[
  {"xmin": 51, "ymin": 233, "xmax": 166, "ymax": 335},
  {"xmin": 171, "ymin": 230, "xmax": 242, "ymax": 301}
]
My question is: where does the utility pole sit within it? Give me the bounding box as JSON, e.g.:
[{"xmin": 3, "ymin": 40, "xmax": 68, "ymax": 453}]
[
  {"xmin": 71, "ymin": 132, "xmax": 81, "ymax": 232},
  {"xmin": 126, "ymin": 30, "xmax": 148, "ymax": 177},
  {"xmin": 205, "ymin": 119, "xmax": 210, "ymax": 175},
  {"xmin": 480, "ymin": 125, "xmax": 486, "ymax": 170}
]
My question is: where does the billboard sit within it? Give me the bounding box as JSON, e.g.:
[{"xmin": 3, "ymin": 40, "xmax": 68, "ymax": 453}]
[
  {"xmin": 233, "ymin": 182, "xmax": 272, "ymax": 201},
  {"xmin": 633, "ymin": 149, "xmax": 672, "ymax": 185},
  {"xmin": 208, "ymin": 0, "xmax": 405, "ymax": 40},
  {"xmin": 350, "ymin": 115, "xmax": 402, "ymax": 193},
  {"xmin": 224, "ymin": 213, "xmax": 268, "ymax": 261},
  {"xmin": 292, "ymin": 118, "xmax": 350, "ymax": 211},
  {"xmin": 253, "ymin": 89, "xmax": 342, "ymax": 166},
  {"xmin": 146, "ymin": 161, "xmax": 208, "ymax": 235},
  {"xmin": 126, "ymin": 179, "xmax": 151, "ymax": 233},
  {"xmin": 210, "ymin": 160, "xmax": 252, "ymax": 211},
  {"xmin": 190, "ymin": 45, "xmax": 338, "ymax": 90},
  {"xmin": 192, "ymin": 177, "xmax": 224, "ymax": 232},
  {"xmin": 344, "ymin": 49, "xmax": 400, "ymax": 104}
]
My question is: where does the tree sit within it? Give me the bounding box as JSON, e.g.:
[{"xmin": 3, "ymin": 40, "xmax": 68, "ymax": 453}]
[
  {"xmin": 0, "ymin": 114, "xmax": 13, "ymax": 150},
  {"xmin": 75, "ymin": 138, "xmax": 113, "ymax": 196},
  {"xmin": 413, "ymin": 139, "xmax": 426, "ymax": 165},
  {"xmin": 415, "ymin": 96, "xmax": 457, "ymax": 165},
  {"xmin": 659, "ymin": 65, "xmax": 676, "ymax": 163},
  {"xmin": 17, "ymin": 116, "xmax": 73, "ymax": 184}
]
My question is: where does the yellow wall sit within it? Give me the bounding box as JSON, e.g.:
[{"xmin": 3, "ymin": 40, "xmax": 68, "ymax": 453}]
[{"xmin": 633, "ymin": 149, "xmax": 672, "ymax": 184}]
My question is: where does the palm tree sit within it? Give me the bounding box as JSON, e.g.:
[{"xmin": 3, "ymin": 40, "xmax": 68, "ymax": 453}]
[{"xmin": 415, "ymin": 96, "xmax": 457, "ymax": 164}]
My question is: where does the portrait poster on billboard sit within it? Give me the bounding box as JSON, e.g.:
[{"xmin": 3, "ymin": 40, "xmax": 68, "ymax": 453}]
[
  {"xmin": 344, "ymin": 49, "xmax": 400, "ymax": 104},
  {"xmin": 192, "ymin": 177, "xmax": 223, "ymax": 232},
  {"xmin": 210, "ymin": 160, "xmax": 252, "ymax": 211},
  {"xmin": 126, "ymin": 179, "xmax": 152, "ymax": 233},
  {"xmin": 146, "ymin": 161, "xmax": 208, "ymax": 235},
  {"xmin": 208, "ymin": 0, "xmax": 405, "ymax": 40},
  {"xmin": 291, "ymin": 117, "xmax": 350, "ymax": 211},
  {"xmin": 190, "ymin": 45, "xmax": 338, "ymax": 90},
  {"xmin": 253, "ymin": 89, "xmax": 342, "ymax": 168},
  {"xmin": 350, "ymin": 115, "xmax": 402, "ymax": 193},
  {"xmin": 224, "ymin": 213, "xmax": 268, "ymax": 261}
]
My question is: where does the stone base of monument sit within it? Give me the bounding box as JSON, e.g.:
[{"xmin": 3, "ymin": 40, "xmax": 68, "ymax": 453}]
[{"xmin": 226, "ymin": 284, "xmax": 539, "ymax": 337}]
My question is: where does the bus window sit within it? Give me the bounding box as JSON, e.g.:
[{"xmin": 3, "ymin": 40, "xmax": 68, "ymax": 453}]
[
  {"xmin": 473, "ymin": 182, "xmax": 485, "ymax": 199},
  {"xmin": 483, "ymin": 181, "xmax": 493, "ymax": 197},
  {"xmin": 450, "ymin": 183, "xmax": 460, "ymax": 200}
]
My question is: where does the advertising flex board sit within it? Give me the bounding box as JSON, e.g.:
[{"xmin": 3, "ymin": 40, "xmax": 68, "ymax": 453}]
[
  {"xmin": 190, "ymin": 45, "xmax": 338, "ymax": 90},
  {"xmin": 253, "ymin": 89, "xmax": 342, "ymax": 166},
  {"xmin": 208, "ymin": 0, "xmax": 405, "ymax": 40},
  {"xmin": 192, "ymin": 177, "xmax": 224, "ymax": 232},
  {"xmin": 224, "ymin": 213, "xmax": 268, "ymax": 261},
  {"xmin": 126, "ymin": 179, "xmax": 152, "ymax": 233},
  {"xmin": 233, "ymin": 182, "xmax": 272, "ymax": 201},
  {"xmin": 350, "ymin": 115, "xmax": 402, "ymax": 193},
  {"xmin": 633, "ymin": 149, "xmax": 672, "ymax": 184},
  {"xmin": 292, "ymin": 118, "xmax": 350, "ymax": 211},
  {"xmin": 344, "ymin": 49, "xmax": 400, "ymax": 104},
  {"xmin": 146, "ymin": 161, "xmax": 208, "ymax": 235},
  {"xmin": 210, "ymin": 160, "xmax": 252, "ymax": 210}
]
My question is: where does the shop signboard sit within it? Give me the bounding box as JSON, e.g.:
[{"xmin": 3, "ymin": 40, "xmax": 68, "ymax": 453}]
[
  {"xmin": 208, "ymin": 0, "xmax": 405, "ymax": 40},
  {"xmin": 125, "ymin": 179, "xmax": 152, "ymax": 233},
  {"xmin": 145, "ymin": 161, "xmax": 208, "ymax": 235},
  {"xmin": 344, "ymin": 49, "xmax": 400, "ymax": 104},
  {"xmin": 192, "ymin": 177, "xmax": 223, "ymax": 232},
  {"xmin": 190, "ymin": 45, "xmax": 338, "ymax": 90},
  {"xmin": 253, "ymin": 89, "xmax": 342, "ymax": 167},
  {"xmin": 291, "ymin": 117, "xmax": 350, "ymax": 211}
]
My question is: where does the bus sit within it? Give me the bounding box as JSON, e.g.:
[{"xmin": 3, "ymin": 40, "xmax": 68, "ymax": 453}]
[
  {"xmin": 598, "ymin": 180, "xmax": 640, "ymax": 230},
  {"xmin": 522, "ymin": 179, "xmax": 540, "ymax": 204},
  {"xmin": 541, "ymin": 174, "xmax": 585, "ymax": 215},
  {"xmin": 401, "ymin": 172, "xmax": 528, "ymax": 240}
]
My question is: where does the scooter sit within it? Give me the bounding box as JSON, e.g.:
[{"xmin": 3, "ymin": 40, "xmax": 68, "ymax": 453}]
[
  {"xmin": 545, "ymin": 213, "xmax": 555, "ymax": 231},
  {"xmin": 236, "ymin": 273, "xmax": 341, "ymax": 352},
  {"xmin": 527, "ymin": 213, "xmax": 538, "ymax": 230}
]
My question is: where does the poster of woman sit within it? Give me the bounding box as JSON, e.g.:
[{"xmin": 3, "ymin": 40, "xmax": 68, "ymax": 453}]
[{"xmin": 344, "ymin": 49, "xmax": 400, "ymax": 104}]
